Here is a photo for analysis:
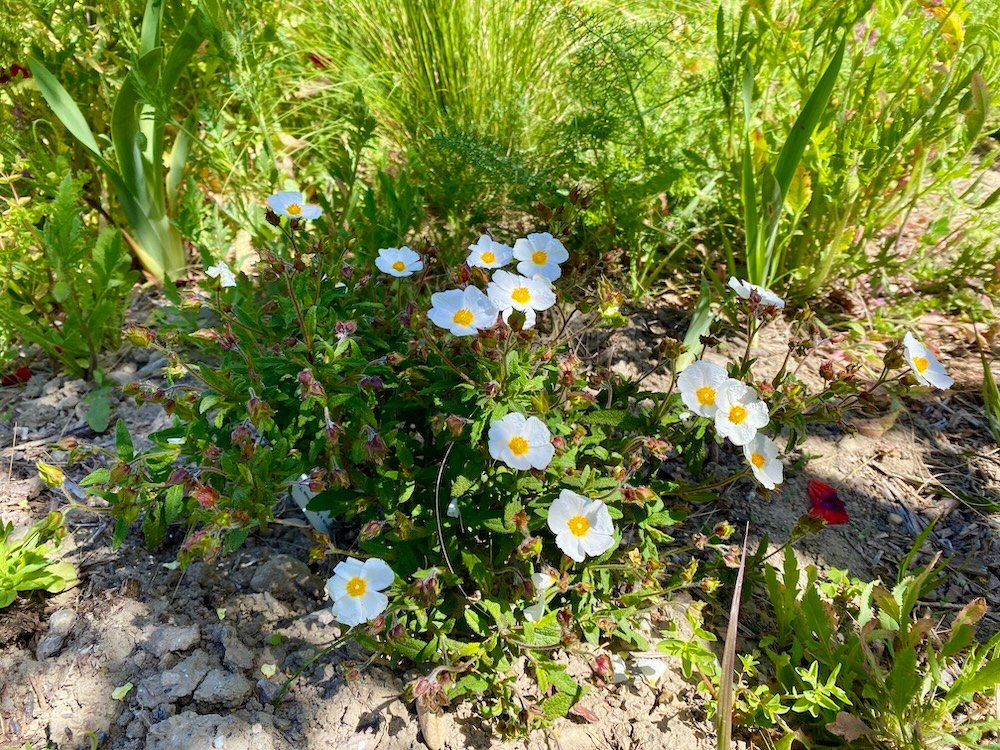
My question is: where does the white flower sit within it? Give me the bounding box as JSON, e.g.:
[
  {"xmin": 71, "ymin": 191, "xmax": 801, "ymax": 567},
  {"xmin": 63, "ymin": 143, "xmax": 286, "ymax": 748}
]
[
  {"xmin": 467, "ymin": 235, "xmax": 513, "ymax": 269},
  {"xmin": 676, "ymin": 360, "xmax": 729, "ymax": 418},
  {"xmin": 743, "ymin": 434, "xmax": 783, "ymax": 490},
  {"xmin": 902, "ymin": 333, "xmax": 954, "ymax": 389},
  {"xmin": 267, "ymin": 191, "xmax": 322, "ymax": 220},
  {"xmin": 513, "ymin": 232, "xmax": 569, "ymax": 282},
  {"xmin": 291, "ymin": 473, "xmax": 334, "ymax": 534},
  {"xmin": 547, "ymin": 490, "xmax": 616, "ymax": 563},
  {"xmin": 325, "ymin": 557, "xmax": 394, "ymax": 627},
  {"xmin": 446, "ymin": 498, "xmax": 460, "ymax": 518},
  {"xmin": 728, "ymin": 277, "xmax": 785, "ymax": 309},
  {"xmin": 487, "ymin": 412, "xmax": 554, "ymax": 471},
  {"xmin": 610, "ymin": 654, "xmax": 629, "ymax": 684},
  {"xmin": 633, "ymin": 656, "xmax": 668, "ymax": 687},
  {"xmin": 714, "ymin": 380, "xmax": 769, "ymax": 446},
  {"xmin": 486, "ymin": 270, "xmax": 556, "ymax": 330},
  {"xmin": 206, "ymin": 261, "xmax": 237, "ymax": 288},
  {"xmin": 524, "ymin": 572, "xmax": 555, "ymax": 623},
  {"xmin": 427, "ymin": 287, "xmax": 498, "ymax": 336},
  {"xmin": 375, "ymin": 246, "xmax": 423, "ymax": 277}
]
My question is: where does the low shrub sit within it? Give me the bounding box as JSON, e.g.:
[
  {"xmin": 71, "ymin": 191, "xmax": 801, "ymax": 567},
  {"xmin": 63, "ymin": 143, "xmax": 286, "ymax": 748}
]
[{"xmin": 87, "ymin": 188, "xmax": 948, "ymax": 731}]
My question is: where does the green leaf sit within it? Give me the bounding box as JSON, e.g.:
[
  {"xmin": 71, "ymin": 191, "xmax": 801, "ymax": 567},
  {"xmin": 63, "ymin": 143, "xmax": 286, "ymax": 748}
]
[
  {"xmin": 887, "ymin": 647, "xmax": 918, "ymax": 717},
  {"xmin": 26, "ymin": 57, "xmax": 103, "ymax": 155},
  {"xmin": 85, "ymin": 390, "xmax": 113, "ymax": 433},
  {"xmin": 115, "ymin": 419, "xmax": 134, "ymax": 461}
]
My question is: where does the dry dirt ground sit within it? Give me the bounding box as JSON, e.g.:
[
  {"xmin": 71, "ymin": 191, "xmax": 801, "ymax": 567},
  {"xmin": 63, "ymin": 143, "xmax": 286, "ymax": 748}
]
[{"xmin": 1, "ymin": 292, "xmax": 998, "ymax": 749}]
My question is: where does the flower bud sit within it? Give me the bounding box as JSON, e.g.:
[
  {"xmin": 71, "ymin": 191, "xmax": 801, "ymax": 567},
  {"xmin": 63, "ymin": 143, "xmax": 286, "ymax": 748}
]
[
  {"xmin": 247, "ymin": 396, "xmax": 275, "ymax": 426},
  {"xmin": 265, "ymin": 207, "xmax": 281, "ymax": 226},
  {"xmin": 592, "ymin": 653, "xmax": 613, "ymax": 682},
  {"xmin": 819, "ymin": 360, "xmax": 836, "ymax": 381},
  {"xmin": 359, "ymin": 519, "xmax": 382, "ymax": 542},
  {"xmin": 445, "ymin": 415, "xmax": 465, "ymax": 437},
  {"xmin": 359, "ymin": 375, "xmax": 384, "ymax": 391},
  {"xmin": 125, "ymin": 325, "xmax": 156, "ymax": 347},
  {"xmin": 194, "ymin": 484, "xmax": 220, "ymax": 508},
  {"xmin": 713, "ymin": 521, "xmax": 735, "ymax": 540},
  {"xmin": 515, "ymin": 536, "xmax": 542, "ymax": 560}
]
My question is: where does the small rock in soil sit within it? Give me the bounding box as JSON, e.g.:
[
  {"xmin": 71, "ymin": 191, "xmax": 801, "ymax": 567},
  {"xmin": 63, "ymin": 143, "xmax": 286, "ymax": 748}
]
[
  {"xmin": 255, "ymin": 678, "xmax": 281, "ymax": 704},
  {"xmin": 249, "ymin": 555, "xmax": 310, "ymax": 601},
  {"xmin": 145, "ymin": 712, "xmax": 275, "ymax": 750},
  {"xmin": 146, "ymin": 624, "xmax": 201, "ymax": 657},
  {"xmin": 35, "ymin": 608, "xmax": 77, "ymax": 659},
  {"xmin": 194, "ymin": 668, "xmax": 254, "ymax": 707},
  {"xmin": 221, "ymin": 628, "xmax": 254, "ymax": 671},
  {"xmin": 137, "ymin": 649, "xmax": 212, "ymax": 708}
]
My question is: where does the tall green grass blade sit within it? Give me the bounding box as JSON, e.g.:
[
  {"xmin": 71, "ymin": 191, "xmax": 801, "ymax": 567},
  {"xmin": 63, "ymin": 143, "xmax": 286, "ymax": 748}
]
[
  {"xmin": 761, "ymin": 34, "xmax": 846, "ymax": 285},
  {"xmin": 676, "ymin": 276, "xmax": 714, "ymax": 373}
]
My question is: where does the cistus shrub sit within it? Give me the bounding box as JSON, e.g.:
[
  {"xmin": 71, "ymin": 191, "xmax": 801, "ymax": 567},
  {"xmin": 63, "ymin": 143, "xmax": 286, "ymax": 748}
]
[{"xmin": 88, "ymin": 187, "xmax": 948, "ymax": 730}]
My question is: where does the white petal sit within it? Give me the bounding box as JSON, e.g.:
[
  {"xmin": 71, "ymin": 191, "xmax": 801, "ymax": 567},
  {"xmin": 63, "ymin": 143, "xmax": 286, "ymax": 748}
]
[
  {"xmin": 361, "ymin": 558, "xmax": 395, "ymax": 590},
  {"xmin": 555, "ymin": 532, "xmax": 587, "ymax": 563},
  {"xmin": 333, "ymin": 557, "xmax": 366, "ymax": 579},
  {"xmin": 331, "ymin": 595, "xmax": 366, "ymax": 626},
  {"xmin": 580, "ymin": 531, "xmax": 615, "ymax": 558},
  {"xmin": 357, "ymin": 589, "xmax": 388, "ymax": 621}
]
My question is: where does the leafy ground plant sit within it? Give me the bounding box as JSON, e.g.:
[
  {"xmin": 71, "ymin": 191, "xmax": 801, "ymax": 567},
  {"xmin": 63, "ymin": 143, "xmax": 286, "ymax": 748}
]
[
  {"xmin": 0, "ymin": 511, "xmax": 78, "ymax": 609},
  {"xmin": 87, "ymin": 188, "xmax": 941, "ymax": 733},
  {"xmin": 0, "ymin": 167, "xmax": 138, "ymax": 380}
]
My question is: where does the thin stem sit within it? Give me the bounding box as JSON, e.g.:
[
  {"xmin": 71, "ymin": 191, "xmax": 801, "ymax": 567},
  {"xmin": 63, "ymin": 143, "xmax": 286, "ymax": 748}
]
[{"xmin": 273, "ymin": 631, "xmax": 355, "ymax": 705}]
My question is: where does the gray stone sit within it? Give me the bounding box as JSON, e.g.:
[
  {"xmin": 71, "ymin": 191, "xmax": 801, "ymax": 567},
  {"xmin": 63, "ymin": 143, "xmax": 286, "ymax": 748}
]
[
  {"xmin": 146, "ymin": 624, "xmax": 201, "ymax": 657},
  {"xmin": 249, "ymin": 555, "xmax": 310, "ymax": 601},
  {"xmin": 136, "ymin": 650, "xmax": 211, "ymax": 708},
  {"xmin": 146, "ymin": 713, "xmax": 275, "ymax": 750},
  {"xmin": 221, "ymin": 629, "xmax": 254, "ymax": 671},
  {"xmin": 194, "ymin": 669, "xmax": 253, "ymax": 707},
  {"xmin": 36, "ymin": 608, "xmax": 77, "ymax": 659},
  {"xmin": 255, "ymin": 678, "xmax": 281, "ymax": 704}
]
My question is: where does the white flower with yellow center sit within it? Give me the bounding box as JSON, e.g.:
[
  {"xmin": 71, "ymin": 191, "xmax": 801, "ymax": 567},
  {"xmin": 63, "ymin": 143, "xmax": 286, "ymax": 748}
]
[
  {"xmin": 714, "ymin": 380, "xmax": 769, "ymax": 446},
  {"xmin": 267, "ymin": 191, "xmax": 322, "ymax": 220},
  {"xmin": 427, "ymin": 287, "xmax": 498, "ymax": 336},
  {"xmin": 206, "ymin": 261, "xmax": 237, "ymax": 288},
  {"xmin": 547, "ymin": 490, "xmax": 616, "ymax": 563},
  {"xmin": 728, "ymin": 277, "xmax": 785, "ymax": 309},
  {"xmin": 467, "ymin": 235, "xmax": 513, "ymax": 269},
  {"xmin": 325, "ymin": 557, "xmax": 394, "ymax": 627},
  {"xmin": 903, "ymin": 333, "xmax": 954, "ymax": 390},
  {"xmin": 513, "ymin": 232, "xmax": 569, "ymax": 282},
  {"xmin": 486, "ymin": 270, "xmax": 556, "ymax": 330},
  {"xmin": 742, "ymin": 434, "xmax": 783, "ymax": 490},
  {"xmin": 487, "ymin": 412, "xmax": 554, "ymax": 470},
  {"xmin": 676, "ymin": 360, "xmax": 729, "ymax": 418},
  {"xmin": 375, "ymin": 247, "xmax": 423, "ymax": 278}
]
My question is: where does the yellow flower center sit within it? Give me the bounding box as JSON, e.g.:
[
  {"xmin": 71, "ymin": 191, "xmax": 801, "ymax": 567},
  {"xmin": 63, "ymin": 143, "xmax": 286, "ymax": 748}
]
[
  {"xmin": 346, "ymin": 577, "xmax": 367, "ymax": 597},
  {"xmin": 511, "ymin": 287, "xmax": 531, "ymax": 304},
  {"xmin": 508, "ymin": 436, "xmax": 529, "ymax": 456},
  {"xmin": 452, "ymin": 308, "xmax": 474, "ymax": 327},
  {"xmin": 531, "ymin": 250, "xmax": 548, "ymax": 265},
  {"xmin": 751, "ymin": 453, "xmax": 765, "ymax": 469},
  {"xmin": 567, "ymin": 515, "xmax": 590, "ymax": 537},
  {"xmin": 481, "ymin": 251, "xmax": 496, "ymax": 264},
  {"xmin": 391, "ymin": 260, "xmax": 406, "ymax": 272},
  {"xmin": 696, "ymin": 386, "xmax": 716, "ymax": 406},
  {"xmin": 728, "ymin": 404, "xmax": 748, "ymax": 424},
  {"xmin": 912, "ymin": 355, "xmax": 929, "ymax": 374},
  {"xmin": 286, "ymin": 203, "xmax": 302, "ymax": 216}
]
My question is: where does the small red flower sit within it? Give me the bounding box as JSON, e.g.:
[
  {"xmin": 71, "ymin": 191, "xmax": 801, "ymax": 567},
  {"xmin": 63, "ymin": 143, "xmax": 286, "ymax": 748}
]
[
  {"xmin": 807, "ymin": 480, "xmax": 849, "ymax": 525},
  {"xmin": 1, "ymin": 366, "xmax": 32, "ymax": 386}
]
